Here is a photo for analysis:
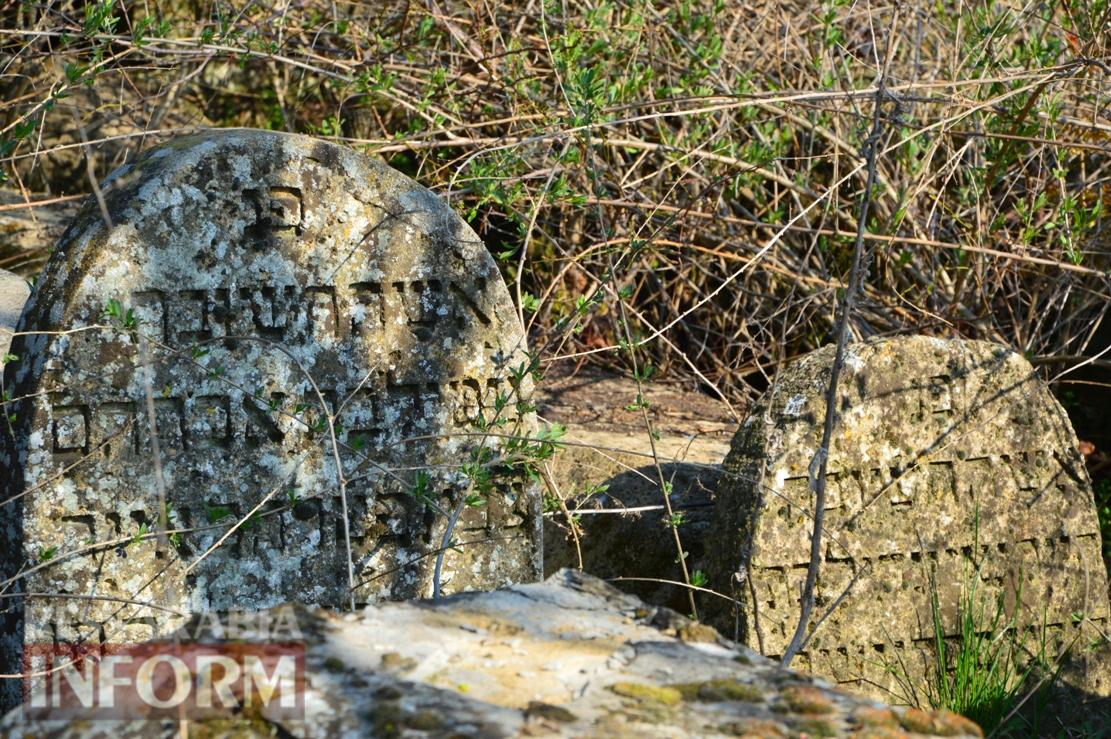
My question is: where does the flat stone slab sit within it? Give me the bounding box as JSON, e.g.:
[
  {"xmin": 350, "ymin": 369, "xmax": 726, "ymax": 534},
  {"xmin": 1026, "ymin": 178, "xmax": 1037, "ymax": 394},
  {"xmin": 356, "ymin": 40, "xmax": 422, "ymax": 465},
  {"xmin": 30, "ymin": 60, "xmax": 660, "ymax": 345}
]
[
  {"xmin": 703, "ymin": 336, "xmax": 1111, "ymax": 702},
  {"xmin": 0, "ymin": 131, "xmax": 540, "ymax": 708},
  {"xmin": 0, "ymin": 570, "xmax": 985, "ymax": 738}
]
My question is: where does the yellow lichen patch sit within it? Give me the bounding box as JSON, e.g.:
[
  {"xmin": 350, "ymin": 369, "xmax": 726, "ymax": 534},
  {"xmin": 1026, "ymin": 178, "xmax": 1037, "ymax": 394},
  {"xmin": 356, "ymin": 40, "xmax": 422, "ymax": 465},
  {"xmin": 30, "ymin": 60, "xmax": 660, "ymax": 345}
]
[
  {"xmin": 678, "ymin": 622, "xmax": 721, "ymax": 643},
  {"xmin": 669, "ymin": 679, "xmax": 764, "ymax": 703},
  {"xmin": 717, "ymin": 717, "xmax": 791, "ymax": 738},
  {"xmin": 898, "ymin": 708, "xmax": 982, "ymax": 737},
  {"xmin": 608, "ymin": 682, "xmax": 683, "ymax": 706},
  {"xmin": 669, "ymin": 682, "xmax": 703, "ymax": 701},
  {"xmin": 379, "ymin": 652, "xmax": 417, "ymax": 670},
  {"xmin": 781, "ymin": 684, "xmax": 836, "ymax": 714},
  {"xmin": 187, "ymin": 716, "xmax": 278, "ymax": 739}
]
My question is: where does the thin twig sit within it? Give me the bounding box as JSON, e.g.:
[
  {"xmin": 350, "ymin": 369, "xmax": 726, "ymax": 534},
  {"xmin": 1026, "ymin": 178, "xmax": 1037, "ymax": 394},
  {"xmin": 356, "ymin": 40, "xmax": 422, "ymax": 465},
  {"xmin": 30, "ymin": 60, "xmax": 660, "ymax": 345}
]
[{"xmin": 781, "ymin": 7, "xmax": 898, "ymax": 666}]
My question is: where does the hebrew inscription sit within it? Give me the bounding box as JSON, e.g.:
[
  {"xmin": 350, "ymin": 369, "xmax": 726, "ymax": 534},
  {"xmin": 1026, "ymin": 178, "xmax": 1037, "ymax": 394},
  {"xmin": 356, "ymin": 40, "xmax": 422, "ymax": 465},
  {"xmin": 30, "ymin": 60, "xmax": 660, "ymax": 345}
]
[
  {"xmin": 0, "ymin": 131, "xmax": 540, "ymax": 710},
  {"xmin": 703, "ymin": 336, "xmax": 1110, "ymax": 703}
]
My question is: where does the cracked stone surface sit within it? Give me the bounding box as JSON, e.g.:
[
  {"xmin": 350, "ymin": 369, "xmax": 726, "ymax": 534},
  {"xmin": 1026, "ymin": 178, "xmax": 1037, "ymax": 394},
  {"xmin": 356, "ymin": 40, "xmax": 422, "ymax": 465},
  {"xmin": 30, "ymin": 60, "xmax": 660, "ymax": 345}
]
[
  {"xmin": 0, "ymin": 130, "xmax": 540, "ymax": 711},
  {"xmin": 0, "ymin": 570, "xmax": 985, "ymax": 738}
]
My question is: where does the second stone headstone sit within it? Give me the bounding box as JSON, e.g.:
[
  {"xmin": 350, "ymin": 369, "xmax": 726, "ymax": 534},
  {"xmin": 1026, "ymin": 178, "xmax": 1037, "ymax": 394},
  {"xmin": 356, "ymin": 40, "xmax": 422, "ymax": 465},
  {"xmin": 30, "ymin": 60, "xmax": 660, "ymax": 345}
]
[
  {"xmin": 0, "ymin": 131, "xmax": 541, "ymax": 706},
  {"xmin": 703, "ymin": 336, "xmax": 1110, "ymax": 703}
]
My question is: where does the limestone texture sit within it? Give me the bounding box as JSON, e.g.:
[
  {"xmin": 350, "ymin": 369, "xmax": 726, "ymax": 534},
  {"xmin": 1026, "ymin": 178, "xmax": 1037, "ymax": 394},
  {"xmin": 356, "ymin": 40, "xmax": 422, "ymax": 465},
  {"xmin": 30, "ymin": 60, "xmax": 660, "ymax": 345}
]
[
  {"xmin": 0, "ymin": 570, "xmax": 985, "ymax": 738},
  {"xmin": 703, "ymin": 336, "xmax": 1111, "ymax": 703},
  {"xmin": 0, "ymin": 130, "xmax": 540, "ymax": 710}
]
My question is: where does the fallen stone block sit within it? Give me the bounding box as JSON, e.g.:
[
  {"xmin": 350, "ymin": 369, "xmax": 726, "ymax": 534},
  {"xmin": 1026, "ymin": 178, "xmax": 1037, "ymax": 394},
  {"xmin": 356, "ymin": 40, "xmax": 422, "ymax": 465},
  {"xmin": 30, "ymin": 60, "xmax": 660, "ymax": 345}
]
[{"xmin": 0, "ymin": 570, "xmax": 985, "ymax": 738}]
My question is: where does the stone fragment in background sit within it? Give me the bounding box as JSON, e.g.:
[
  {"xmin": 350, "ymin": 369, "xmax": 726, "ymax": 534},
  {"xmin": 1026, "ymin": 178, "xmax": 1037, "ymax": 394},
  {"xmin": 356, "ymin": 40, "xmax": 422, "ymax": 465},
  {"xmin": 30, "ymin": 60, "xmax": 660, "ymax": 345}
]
[
  {"xmin": 703, "ymin": 336, "xmax": 1111, "ymax": 705},
  {"xmin": 0, "ymin": 267, "xmax": 29, "ymax": 363},
  {"xmin": 537, "ymin": 366, "xmax": 736, "ymax": 615},
  {"xmin": 0, "ymin": 130, "xmax": 540, "ymax": 710}
]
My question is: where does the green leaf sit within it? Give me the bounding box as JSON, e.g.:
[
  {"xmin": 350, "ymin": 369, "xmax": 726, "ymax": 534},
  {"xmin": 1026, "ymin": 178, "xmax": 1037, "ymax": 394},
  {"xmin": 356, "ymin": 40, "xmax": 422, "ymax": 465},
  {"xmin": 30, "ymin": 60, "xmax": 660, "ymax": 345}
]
[
  {"xmin": 206, "ymin": 504, "xmax": 232, "ymax": 523},
  {"xmin": 13, "ymin": 120, "xmax": 35, "ymax": 140}
]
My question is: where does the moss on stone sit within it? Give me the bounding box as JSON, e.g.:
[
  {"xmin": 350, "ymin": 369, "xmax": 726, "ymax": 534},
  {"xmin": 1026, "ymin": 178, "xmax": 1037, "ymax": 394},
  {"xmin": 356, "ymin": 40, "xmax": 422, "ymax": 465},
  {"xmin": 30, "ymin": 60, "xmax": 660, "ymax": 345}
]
[
  {"xmin": 187, "ymin": 716, "xmax": 276, "ymax": 739},
  {"xmin": 368, "ymin": 701, "xmax": 403, "ymax": 739},
  {"xmin": 322, "ymin": 656, "xmax": 346, "ymax": 672},
  {"xmin": 526, "ymin": 700, "xmax": 577, "ymax": 722},
  {"xmin": 608, "ymin": 681, "xmax": 683, "ymax": 706},
  {"xmin": 404, "ymin": 709, "xmax": 444, "ymax": 730},
  {"xmin": 677, "ymin": 622, "xmax": 720, "ymax": 643},
  {"xmin": 794, "ymin": 714, "xmax": 841, "ymax": 737},
  {"xmin": 669, "ymin": 678, "xmax": 763, "ymax": 703}
]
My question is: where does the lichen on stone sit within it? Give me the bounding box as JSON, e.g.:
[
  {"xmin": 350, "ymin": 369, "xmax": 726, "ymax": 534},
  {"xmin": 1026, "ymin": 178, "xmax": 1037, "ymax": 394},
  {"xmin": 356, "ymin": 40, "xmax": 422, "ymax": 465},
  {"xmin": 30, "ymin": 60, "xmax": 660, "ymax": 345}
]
[{"xmin": 608, "ymin": 682, "xmax": 684, "ymax": 706}]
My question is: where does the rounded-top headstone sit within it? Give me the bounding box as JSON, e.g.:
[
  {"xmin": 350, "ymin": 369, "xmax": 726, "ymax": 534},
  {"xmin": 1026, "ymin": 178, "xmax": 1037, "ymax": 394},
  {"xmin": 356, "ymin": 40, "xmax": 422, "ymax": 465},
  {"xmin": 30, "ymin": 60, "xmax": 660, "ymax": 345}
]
[
  {"xmin": 0, "ymin": 131, "xmax": 541, "ymax": 704},
  {"xmin": 703, "ymin": 336, "xmax": 1110, "ymax": 702}
]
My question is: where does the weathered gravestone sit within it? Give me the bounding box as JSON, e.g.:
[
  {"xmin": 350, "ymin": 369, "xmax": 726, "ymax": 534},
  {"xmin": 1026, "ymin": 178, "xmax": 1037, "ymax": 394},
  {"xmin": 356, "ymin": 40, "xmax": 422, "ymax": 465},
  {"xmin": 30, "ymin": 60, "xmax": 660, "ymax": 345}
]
[
  {"xmin": 703, "ymin": 336, "xmax": 1111, "ymax": 703},
  {"xmin": 0, "ymin": 130, "xmax": 541, "ymax": 709}
]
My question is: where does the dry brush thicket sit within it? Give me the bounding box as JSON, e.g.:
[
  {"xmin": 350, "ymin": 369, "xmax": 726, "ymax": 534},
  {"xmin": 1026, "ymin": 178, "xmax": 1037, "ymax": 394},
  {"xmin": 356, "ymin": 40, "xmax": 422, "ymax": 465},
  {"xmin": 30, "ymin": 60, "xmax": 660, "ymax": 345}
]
[
  {"xmin": 3, "ymin": 0, "xmax": 1111, "ymax": 412},
  {"xmin": 5, "ymin": 0, "xmax": 1110, "ymax": 540}
]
